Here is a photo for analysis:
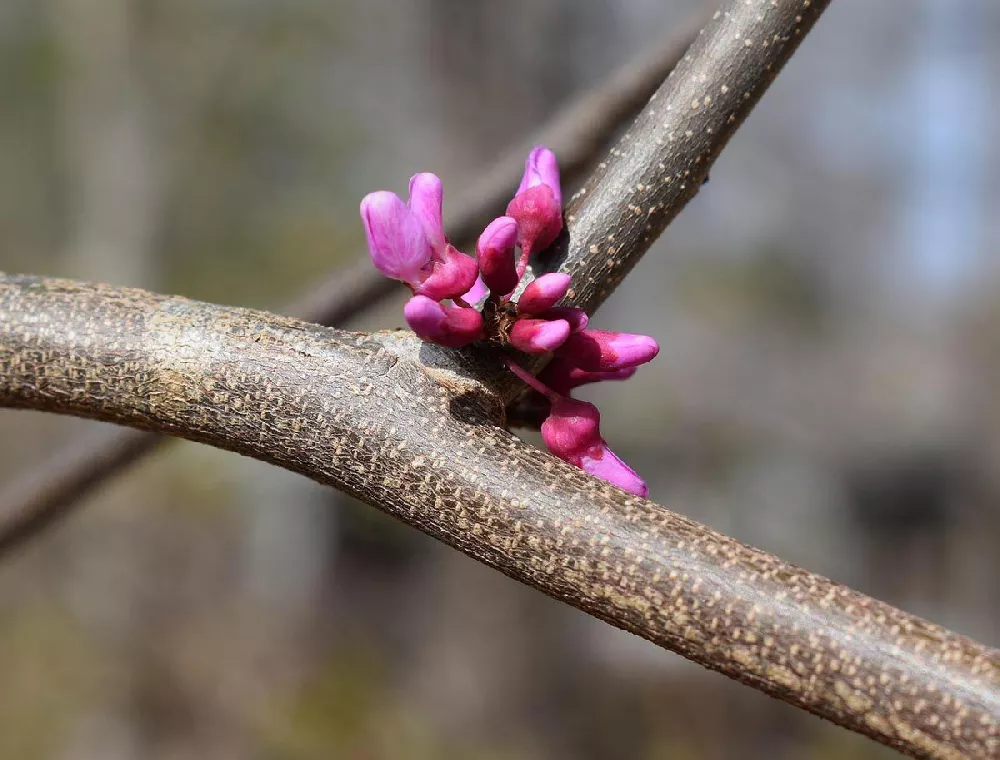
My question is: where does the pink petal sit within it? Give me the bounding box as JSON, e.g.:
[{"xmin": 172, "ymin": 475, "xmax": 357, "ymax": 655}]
[
  {"xmin": 540, "ymin": 397, "xmax": 601, "ymax": 458},
  {"xmin": 408, "ymin": 173, "xmax": 445, "ymax": 252},
  {"xmin": 579, "ymin": 445, "xmax": 648, "ymax": 497},
  {"xmin": 517, "ymin": 273, "xmax": 571, "ymax": 314},
  {"xmin": 509, "ymin": 318, "xmax": 571, "ymax": 354},
  {"xmin": 506, "ymin": 184, "xmax": 562, "ymax": 256},
  {"xmin": 476, "ymin": 216, "xmax": 520, "ymax": 297},
  {"xmin": 518, "ymin": 146, "xmax": 562, "ymax": 208},
  {"xmin": 556, "ymin": 329, "xmax": 659, "ymax": 372},
  {"xmin": 540, "ymin": 397, "xmax": 647, "ymax": 496},
  {"xmin": 541, "ymin": 307, "xmax": 589, "ymax": 333},
  {"xmin": 360, "ymin": 191, "xmax": 431, "ymax": 285},
  {"xmin": 404, "ymin": 295, "xmax": 483, "ymax": 348},
  {"xmin": 415, "ymin": 243, "xmax": 480, "ymax": 302},
  {"xmin": 462, "ymin": 275, "xmax": 488, "ymax": 305}
]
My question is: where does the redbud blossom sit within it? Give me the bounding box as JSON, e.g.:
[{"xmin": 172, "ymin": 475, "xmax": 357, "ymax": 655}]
[
  {"xmin": 476, "ymin": 216, "xmax": 520, "ymax": 297},
  {"xmin": 404, "ymin": 295, "xmax": 483, "ymax": 348},
  {"xmin": 557, "ymin": 329, "xmax": 659, "ymax": 372},
  {"xmin": 541, "ymin": 396, "xmax": 648, "ymax": 497},
  {"xmin": 509, "ymin": 318, "xmax": 571, "ymax": 354},
  {"xmin": 506, "ymin": 146, "xmax": 563, "ymax": 258},
  {"xmin": 517, "ymin": 273, "xmax": 571, "ymax": 314}
]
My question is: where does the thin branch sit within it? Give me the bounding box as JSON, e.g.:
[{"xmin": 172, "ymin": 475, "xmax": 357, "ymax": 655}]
[
  {"xmin": 0, "ymin": 17, "xmax": 700, "ymax": 553},
  {"xmin": 546, "ymin": 0, "xmax": 832, "ymax": 315},
  {"xmin": 1, "ymin": 274, "xmax": 996, "ymax": 759}
]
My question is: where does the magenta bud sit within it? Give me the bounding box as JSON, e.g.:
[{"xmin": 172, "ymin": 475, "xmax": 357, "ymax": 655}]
[
  {"xmin": 360, "ymin": 190, "xmax": 432, "ymax": 286},
  {"xmin": 517, "ymin": 273, "xmax": 572, "ymax": 314},
  {"xmin": 476, "ymin": 216, "xmax": 520, "ymax": 297},
  {"xmin": 506, "ymin": 183, "xmax": 562, "ymax": 256},
  {"xmin": 509, "ymin": 318, "xmax": 571, "ymax": 354},
  {"xmin": 538, "ymin": 357, "xmax": 636, "ymax": 395},
  {"xmin": 556, "ymin": 329, "xmax": 659, "ymax": 372},
  {"xmin": 518, "ymin": 146, "xmax": 562, "ymax": 208},
  {"xmin": 541, "ymin": 307, "xmax": 589, "ymax": 333},
  {"xmin": 408, "ymin": 173, "xmax": 445, "ymax": 251},
  {"xmin": 415, "ymin": 243, "xmax": 480, "ymax": 302},
  {"xmin": 541, "ymin": 397, "xmax": 647, "ymax": 496},
  {"xmin": 404, "ymin": 295, "xmax": 483, "ymax": 348}
]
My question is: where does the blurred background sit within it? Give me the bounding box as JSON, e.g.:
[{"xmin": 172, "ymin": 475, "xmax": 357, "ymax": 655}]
[{"xmin": 1, "ymin": 0, "xmax": 999, "ymax": 758}]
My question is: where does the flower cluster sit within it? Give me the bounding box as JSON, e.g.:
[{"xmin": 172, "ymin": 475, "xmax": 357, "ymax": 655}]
[{"xmin": 360, "ymin": 147, "xmax": 658, "ymax": 496}]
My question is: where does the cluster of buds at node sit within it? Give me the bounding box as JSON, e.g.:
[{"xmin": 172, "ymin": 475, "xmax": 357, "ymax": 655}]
[{"xmin": 360, "ymin": 147, "xmax": 658, "ymax": 496}]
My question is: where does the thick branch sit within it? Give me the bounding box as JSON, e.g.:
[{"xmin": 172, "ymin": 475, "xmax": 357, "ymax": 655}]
[
  {"xmin": 0, "ymin": 17, "xmax": 702, "ymax": 552},
  {"xmin": 1, "ymin": 274, "xmax": 997, "ymax": 759}
]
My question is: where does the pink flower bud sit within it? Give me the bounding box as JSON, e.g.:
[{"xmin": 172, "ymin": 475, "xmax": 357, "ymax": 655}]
[
  {"xmin": 404, "ymin": 295, "xmax": 483, "ymax": 348},
  {"xmin": 507, "ymin": 146, "xmax": 563, "ymax": 256},
  {"xmin": 408, "ymin": 173, "xmax": 445, "ymax": 251},
  {"xmin": 556, "ymin": 329, "xmax": 659, "ymax": 372},
  {"xmin": 517, "ymin": 273, "xmax": 571, "ymax": 314},
  {"xmin": 360, "ymin": 190, "xmax": 432, "ymax": 286},
  {"xmin": 414, "ymin": 243, "xmax": 479, "ymax": 302},
  {"xmin": 476, "ymin": 216, "xmax": 520, "ymax": 297},
  {"xmin": 541, "ymin": 307, "xmax": 589, "ymax": 333},
  {"xmin": 517, "ymin": 146, "xmax": 561, "ymax": 208},
  {"xmin": 541, "ymin": 397, "xmax": 647, "ymax": 496},
  {"xmin": 506, "ymin": 184, "xmax": 562, "ymax": 257},
  {"xmin": 509, "ymin": 318, "xmax": 571, "ymax": 354},
  {"xmin": 538, "ymin": 357, "xmax": 636, "ymax": 395}
]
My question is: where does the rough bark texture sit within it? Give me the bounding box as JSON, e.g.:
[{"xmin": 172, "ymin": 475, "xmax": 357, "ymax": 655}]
[
  {"xmin": 1, "ymin": 274, "xmax": 997, "ymax": 760},
  {"xmin": 547, "ymin": 0, "xmax": 831, "ymax": 313}
]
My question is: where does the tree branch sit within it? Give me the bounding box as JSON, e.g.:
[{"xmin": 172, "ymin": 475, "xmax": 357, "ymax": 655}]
[
  {"xmin": 0, "ymin": 274, "xmax": 996, "ymax": 759},
  {"xmin": 546, "ymin": 0, "xmax": 831, "ymax": 314},
  {"xmin": 0, "ymin": 16, "xmax": 702, "ymax": 552}
]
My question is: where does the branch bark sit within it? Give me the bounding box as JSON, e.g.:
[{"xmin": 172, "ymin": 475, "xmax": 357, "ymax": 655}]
[
  {"xmin": 0, "ymin": 274, "xmax": 997, "ymax": 759},
  {"xmin": 0, "ymin": 16, "xmax": 702, "ymax": 552}
]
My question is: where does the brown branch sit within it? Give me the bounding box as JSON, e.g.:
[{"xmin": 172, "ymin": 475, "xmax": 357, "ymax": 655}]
[
  {"xmin": 545, "ymin": 0, "xmax": 831, "ymax": 315},
  {"xmin": 1, "ymin": 274, "xmax": 997, "ymax": 759},
  {"xmin": 0, "ymin": 17, "xmax": 701, "ymax": 554}
]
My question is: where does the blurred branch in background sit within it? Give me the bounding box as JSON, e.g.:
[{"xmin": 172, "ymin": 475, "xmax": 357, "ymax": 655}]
[{"xmin": 0, "ymin": 14, "xmax": 702, "ymax": 558}]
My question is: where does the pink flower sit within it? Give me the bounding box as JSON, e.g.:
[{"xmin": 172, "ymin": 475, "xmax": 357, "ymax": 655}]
[
  {"xmin": 506, "ymin": 360, "xmax": 648, "ymax": 496},
  {"xmin": 509, "ymin": 318, "xmax": 571, "ymax": 354},
  {"xmin": 556, "ymin": 329, "xmax": 659, "ymax": 372},
  {"xmin": 517, "ymin": 273, "xmax": 571, "ymax": 314},
  {"xmin": 404, "ymin": 295, "xmax": 483, "ymax": 348},
  {"xmin": 361, "ymin": 173, "xmax": 477, "ymax": 301},
  {"xmin": 360, "ymin": 190, "xmax": 432, "ymax": 286},
  {"xmin": 541, "ymin": 397, "xmax": 648, "ymax": 497},
  {"xmin": 506, "ymin": 146, "xmax": 563, "ymax": 260},
  {"xmin": 476, "ymin": 216, "xmax": 520, "ymax": 298}
]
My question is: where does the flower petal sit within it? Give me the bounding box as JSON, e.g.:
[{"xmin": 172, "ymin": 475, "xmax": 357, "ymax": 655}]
[
  {"xmin": 540, "ymin": 307, "xmax": 589, "ymax": 333},
  {"xmin": 462, "ymin": 275, "xmax": 488, "ymax": 306},
  {"xmin": 404, "ymin": 295, "xmax": 483, "ymax": 347},
  {"xmin": 408, "ymin": 173, "xmax": 445, "ymax": 252},
  {"xmin": 509, "ymin": 318, "xmax": 570, "ymax": 354},
  {"xmin": 361, "ymin": 191, "xmax": 431, "ymax": 285},
  {"xmin": 518, "ymin": 146, "xmax": 562, "ymax": 208},
  {"xmin": 579, "ymin": 445, "xmax": 648, "ymax": 497},
  {"xmin": 415, "ymin": 243, "xmax": 480, "ymax": 301},
  {"xmin": 556, "ymin": 329, "xmax": 659, "ymax": 372},
  {"xmin": 476, "ymin": 216, "xmax": 520, "ymax": 297},
  {"xmin": 506, "ymin": 184, "xmax": 562, "ymax": 256},
  {"xmin": 517, "ymin": 273, "xmax": 571, "ymax": 314},
  {"xmin": 541, "ymin": 396, "xmax": 647, "ymax": 496}
]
